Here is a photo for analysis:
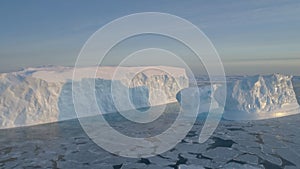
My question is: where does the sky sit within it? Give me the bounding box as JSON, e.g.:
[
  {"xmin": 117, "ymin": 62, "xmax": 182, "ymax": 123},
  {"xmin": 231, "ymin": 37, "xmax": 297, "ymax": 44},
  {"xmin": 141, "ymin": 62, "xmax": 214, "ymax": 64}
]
[{"xmin": 0, "ymin": 0, "xmax": 299, "ymax": 75}]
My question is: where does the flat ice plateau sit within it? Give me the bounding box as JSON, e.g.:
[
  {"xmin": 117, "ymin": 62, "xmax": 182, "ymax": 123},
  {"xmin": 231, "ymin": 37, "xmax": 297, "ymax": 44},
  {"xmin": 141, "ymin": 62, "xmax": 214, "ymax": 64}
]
[{"xmin": 1, "ymin": 111, "xmax": 300, "ymax": 169}]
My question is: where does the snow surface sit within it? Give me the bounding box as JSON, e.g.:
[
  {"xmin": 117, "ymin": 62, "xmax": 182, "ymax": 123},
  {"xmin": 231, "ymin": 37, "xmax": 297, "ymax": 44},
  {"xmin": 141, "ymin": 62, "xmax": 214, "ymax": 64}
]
[
  {"xmin": 223, "ymin": 74, "xmax": 300, "ymax": 120},
  {"xmin": 0, "ymin": 66, "xmax": 188, "ymax": 129},
  {"xmin": 32, "ymin": 66, "xmax": 187, "ymax": 83}
]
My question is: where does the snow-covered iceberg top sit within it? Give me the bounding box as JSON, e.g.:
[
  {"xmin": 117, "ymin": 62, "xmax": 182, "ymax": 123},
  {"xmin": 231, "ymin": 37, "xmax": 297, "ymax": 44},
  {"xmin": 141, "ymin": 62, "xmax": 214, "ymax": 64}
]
[
  {"xmin": 223, "ymin": 73, "xmax": 300, "ymax": 120},
  {"xmin": 0, "ymin": 66, "xmax": 188, "ymax": 129},
  {"xmin": 30, "ymin": 66, "xmax": 187, "ymax": 83}
]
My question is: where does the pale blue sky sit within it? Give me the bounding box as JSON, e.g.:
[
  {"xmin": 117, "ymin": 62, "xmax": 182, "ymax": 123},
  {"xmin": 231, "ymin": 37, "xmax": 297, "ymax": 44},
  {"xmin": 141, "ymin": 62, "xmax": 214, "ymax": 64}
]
[{"xmin": 0, "ymin": 0, "xmax": 299, "ymax": 75}]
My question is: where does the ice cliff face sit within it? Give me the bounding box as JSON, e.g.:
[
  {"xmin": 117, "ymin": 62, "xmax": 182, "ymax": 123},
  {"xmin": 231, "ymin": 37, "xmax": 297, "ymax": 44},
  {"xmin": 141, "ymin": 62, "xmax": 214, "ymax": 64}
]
[
  {"xmin": 0, "ymin": 73, "xmax": 62, "ymax": 128},
  {"xmin": 0, "ymin": 66, "xmax": 188, "ymax": 129},
  {"xmin": 223, "ymin": 74, "xmax": 300, "ymax": 120}
]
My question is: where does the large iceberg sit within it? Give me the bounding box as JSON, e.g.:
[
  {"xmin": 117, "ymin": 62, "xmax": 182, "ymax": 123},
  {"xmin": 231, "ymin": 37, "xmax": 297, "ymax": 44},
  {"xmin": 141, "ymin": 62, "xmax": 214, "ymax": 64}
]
[
  {"xmin": 177, "ymin": 74, "xmax": 300, "ymax": 121},
  {"xmin": 1, "ymin": 68, "xmax": 299, "ymax": 129},
  {"xmin": 223, "ymin": 74, "xmax": 300, "ymax": 120},
  {"xmin": 0, "ymin": 66, "xmax": 188, "ymax": 129}
]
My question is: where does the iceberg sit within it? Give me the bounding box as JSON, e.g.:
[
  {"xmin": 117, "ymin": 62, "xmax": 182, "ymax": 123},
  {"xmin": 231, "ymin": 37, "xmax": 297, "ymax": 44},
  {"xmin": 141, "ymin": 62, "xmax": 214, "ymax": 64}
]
[
  {"xmin": 223, "ymin": 74, "xmax": 300, "ymax": 120},
  {"xmin": 0, "ymin": 66, "xmax": 188, "ymax": 129}
]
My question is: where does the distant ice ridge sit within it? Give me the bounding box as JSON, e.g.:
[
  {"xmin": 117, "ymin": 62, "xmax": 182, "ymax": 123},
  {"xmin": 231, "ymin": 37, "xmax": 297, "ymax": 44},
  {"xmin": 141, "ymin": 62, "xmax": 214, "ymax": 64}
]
[
  {"xmin": 223, "ymin": 74, "xmax": 300, "ymax": 120},
  {"xmin": 0, "ymin": 66, "xmax": 188, "ymax": 129}
]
